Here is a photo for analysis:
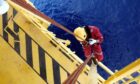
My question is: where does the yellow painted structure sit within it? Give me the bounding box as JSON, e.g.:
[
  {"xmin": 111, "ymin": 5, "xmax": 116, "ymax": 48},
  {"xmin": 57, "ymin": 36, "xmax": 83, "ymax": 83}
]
[
  {"xmin": 105, "ymin": 59, "xmax": 140, "ymax": 84},
  {"xmin": 0, "ymin": 36, "xmax": 46, "ymax": 84},
  {"xmin": 0, "ymin": 0, "xmax": 140, "ymax": 84}
]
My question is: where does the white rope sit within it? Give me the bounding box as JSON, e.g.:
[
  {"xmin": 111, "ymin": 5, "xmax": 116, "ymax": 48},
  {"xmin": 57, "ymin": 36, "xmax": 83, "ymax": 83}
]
[{"xmin": 86, "ymin": 61, "xmax": 98, "ymax": 84}]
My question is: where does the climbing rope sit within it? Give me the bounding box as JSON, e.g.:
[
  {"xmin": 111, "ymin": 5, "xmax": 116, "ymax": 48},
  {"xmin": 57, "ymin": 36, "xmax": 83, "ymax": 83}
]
[
  {"xmin": 11, "ymin": 0, "xmax": 86, "ymax": 42},
  {"xmin": 63, "ymin": 56, "xmax": 94, "ymax": 84}
]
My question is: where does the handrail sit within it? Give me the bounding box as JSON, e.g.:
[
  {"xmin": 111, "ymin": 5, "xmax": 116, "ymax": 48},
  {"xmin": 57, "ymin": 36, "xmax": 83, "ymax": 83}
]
[
  {"xmin": 105, "ymin": 59, "xmax": 140, "ymax": 84},
  {"xmin": 98, "ymin": 62, "xmax": 114, "ymax": 75}
]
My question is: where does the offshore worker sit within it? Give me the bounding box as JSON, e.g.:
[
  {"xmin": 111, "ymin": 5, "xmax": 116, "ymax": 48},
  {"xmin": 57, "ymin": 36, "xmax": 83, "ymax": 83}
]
[{"xmin": 74, "ymin": 26, "xmax": 104, "ymax": 63}]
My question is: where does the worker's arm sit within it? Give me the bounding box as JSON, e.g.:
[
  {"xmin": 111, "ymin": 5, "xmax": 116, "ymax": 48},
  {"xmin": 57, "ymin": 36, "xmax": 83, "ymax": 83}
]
[{"xmin": 90, "ymin": 26, "xmax": 103, "ymax": 44}]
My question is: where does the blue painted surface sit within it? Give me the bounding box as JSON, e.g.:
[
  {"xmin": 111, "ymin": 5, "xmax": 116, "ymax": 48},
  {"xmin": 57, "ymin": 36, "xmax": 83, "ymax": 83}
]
[{"xmin": 31, "ymin": 0, "xmax": 140, "ymax": 79}]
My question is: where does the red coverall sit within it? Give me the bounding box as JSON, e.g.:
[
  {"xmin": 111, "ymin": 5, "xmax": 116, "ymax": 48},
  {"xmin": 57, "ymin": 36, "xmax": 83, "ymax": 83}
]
[{"xmin": 82, "ymin": 26, "xmax": 104, "ymax": 62}]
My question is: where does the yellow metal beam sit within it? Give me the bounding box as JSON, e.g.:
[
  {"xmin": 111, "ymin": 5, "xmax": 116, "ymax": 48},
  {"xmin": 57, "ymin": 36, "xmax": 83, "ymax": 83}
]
[
  {"xmin": 0, "ymin": 15, "xmax": 2, "ymax": 36},
  {"xmin": 14, "ymin": 12, "xmax": 81, "ymax": 76},
  {"xmin": 0, "ymin": 36, "xmax": 46, "ymax": 84},
  {"xmin": 7, "ymin": 0, "xmax": 51, "ymax": 29},
  {"xmin": 125, "ymin": 76, "xmax": 140, "ymax": 84},
  {"xmin": 13, "ymin": 12, "xmax": 105, "ymax": 83},
  {"xmin": 32, "ymin": 40, "xmax": 40, "ymax": 74},
  {"xmin": 19, "ymin": 29, "xmax": 27, "ymax": 60},
  {"xmin": 105, "ymin": 59, "xmax": 140, "ymax": 84},
  {"xmin": 45, "ymin": 54, "xmax": 54, "ymax": 84},
  {"xmin": 7, "ymin": 7, "xmax": 14, "ymax": 48},
  {"xmin": 4, "ymin": 1, "xmax": 106, "ymax": 83},
  {"xmin": 60, "ymin": 67, "xmax": 68, "ymax": 83}
]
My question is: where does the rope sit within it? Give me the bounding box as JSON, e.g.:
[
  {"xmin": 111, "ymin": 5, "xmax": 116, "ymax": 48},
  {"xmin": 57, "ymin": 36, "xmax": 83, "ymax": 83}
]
[
  {"xmin": 63, "ymin": 56, "xmax": 92, "ymax": 84},
  {"xmin": 11, "ymin": 0, "xmax": 86, "ymax": 41},
  {"xmin": 10, "ymin": 1, "xmax": 94, "ymax": 83}
]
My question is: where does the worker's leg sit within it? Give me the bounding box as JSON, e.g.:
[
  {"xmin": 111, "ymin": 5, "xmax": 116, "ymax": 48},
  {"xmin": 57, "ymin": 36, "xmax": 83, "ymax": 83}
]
[
  {"xmin": 82, "ymin": 45, "xmax": 92, "ymax": 58},
  {"xmin": 93, "ymin": 44, "xmax": 104, "ymax": 62}
]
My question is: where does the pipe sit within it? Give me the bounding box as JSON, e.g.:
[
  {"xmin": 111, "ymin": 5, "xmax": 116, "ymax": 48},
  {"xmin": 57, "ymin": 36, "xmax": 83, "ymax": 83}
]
[{"xmin": 98, "ymin": 62, "xmax": 114, "ymax": 75}]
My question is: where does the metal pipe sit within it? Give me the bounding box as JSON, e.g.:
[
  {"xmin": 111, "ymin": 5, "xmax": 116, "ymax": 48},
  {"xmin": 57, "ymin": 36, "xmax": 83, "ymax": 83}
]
[{"xmin": 98, "ymin": 62, "xmax": 114, "ymax": 75}]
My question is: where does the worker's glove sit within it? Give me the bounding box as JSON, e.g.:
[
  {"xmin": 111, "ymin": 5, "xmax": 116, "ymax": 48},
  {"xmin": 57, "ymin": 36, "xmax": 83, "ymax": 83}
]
[
  {"xmin": 81, "ymin": 41, "xmax": 88, "ymax": 46},
  {"xmin": 88, "ymin": 38, "xmax": 98, "ymax": 45}
]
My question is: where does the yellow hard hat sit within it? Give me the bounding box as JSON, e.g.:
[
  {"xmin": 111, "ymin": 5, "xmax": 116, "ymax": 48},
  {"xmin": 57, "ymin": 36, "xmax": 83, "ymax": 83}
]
[{"xmin": 74, "ymin": 27, "xmax": 87, "ymax": 41}]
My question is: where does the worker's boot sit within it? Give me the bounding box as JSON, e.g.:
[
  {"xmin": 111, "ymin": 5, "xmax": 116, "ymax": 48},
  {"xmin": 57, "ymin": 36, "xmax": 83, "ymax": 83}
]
[{"xmin": 92, "ymin": 57, "xmax": 98, "ymax": 65}]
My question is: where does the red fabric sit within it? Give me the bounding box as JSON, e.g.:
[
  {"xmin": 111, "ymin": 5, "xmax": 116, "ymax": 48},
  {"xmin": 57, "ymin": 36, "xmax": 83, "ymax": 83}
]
[
  {"xmin": 82, "ymin": 26, "xmax": 104, "ymax": 62},
  {"xmin": 88, "ymin": 26, "xmax": 103, "ymax": 43}
]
